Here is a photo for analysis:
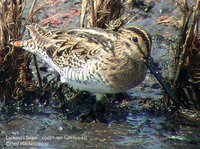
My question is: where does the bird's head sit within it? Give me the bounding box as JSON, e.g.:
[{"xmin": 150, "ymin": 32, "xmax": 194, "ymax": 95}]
[{"xmin": 118, "ymin": 26, "xmax": 152, "ymax": 61}]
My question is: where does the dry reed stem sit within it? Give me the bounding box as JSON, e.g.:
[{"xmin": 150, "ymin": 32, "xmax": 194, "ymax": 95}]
[
  {"xmin": 0, "ymin": 0, "xmax": 38, "ymax": 100},
  {"xmin": 172, "ymin": 0, "xmax": 200, "ymax": 109},
  {"xmin": 80, "ymin": 0, "xmax": 132, "ymax": 29},
  {"xmin": 80, "ymin": 0, "xmax": 87, "ymax": 27}
]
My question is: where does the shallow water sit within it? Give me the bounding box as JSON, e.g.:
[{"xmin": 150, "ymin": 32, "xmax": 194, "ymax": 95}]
[{"xmin": 0, "ymin": 102, "xmax": 200, "ymax": 149}]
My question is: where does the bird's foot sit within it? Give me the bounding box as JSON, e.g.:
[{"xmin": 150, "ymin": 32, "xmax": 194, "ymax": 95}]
[{"xmin": 80, "ymin": 96, "xmax": 108, "ymax": 123}]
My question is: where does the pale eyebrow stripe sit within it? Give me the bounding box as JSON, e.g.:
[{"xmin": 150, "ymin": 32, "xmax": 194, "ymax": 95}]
[{"xmin": 126, "ymin": 27, "xmax": 152, "ymax": 51}]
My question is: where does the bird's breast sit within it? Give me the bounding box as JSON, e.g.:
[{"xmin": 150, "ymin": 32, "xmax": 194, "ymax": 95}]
[{"xmin": 59, "ymin": 57, "xmax": 147, "ymax": 94}]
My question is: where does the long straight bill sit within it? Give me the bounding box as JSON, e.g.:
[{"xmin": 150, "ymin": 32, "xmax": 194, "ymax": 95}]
[{"xmin": 145, "ymin": 55, "xmax": 180, "ymax": 111}]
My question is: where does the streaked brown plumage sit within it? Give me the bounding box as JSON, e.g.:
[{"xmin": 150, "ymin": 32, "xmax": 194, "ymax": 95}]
[{"xmin": 11, "ymin": 24, "xmax": 152, "ymax": 100}]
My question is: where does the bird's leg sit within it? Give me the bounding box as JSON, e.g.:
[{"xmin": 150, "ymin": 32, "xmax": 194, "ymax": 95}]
[
  {"xmin": 94, "ymin": 94, "xmax": 105, "ymax": 113},
  {"xmin": 80, "ymin": 93, "xmax": 107, "ymax": 122},
  {"xmin": 91, "ymin": 94, "xmax": 107, "ymax": 122},
  {"xmin": 96, "ymin": 93, "xmax": 104, "ymax": 101}
]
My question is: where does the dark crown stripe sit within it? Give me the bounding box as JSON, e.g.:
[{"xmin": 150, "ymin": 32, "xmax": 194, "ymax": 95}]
[{"xmin": 126, "ymin": 26, "xmax": 152, "ymax": 51}]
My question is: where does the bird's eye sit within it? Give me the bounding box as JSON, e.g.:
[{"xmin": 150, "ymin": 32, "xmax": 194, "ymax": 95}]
[{"xmin": 131, "ymin": 36, "xmax": 138, "ymax": 42}]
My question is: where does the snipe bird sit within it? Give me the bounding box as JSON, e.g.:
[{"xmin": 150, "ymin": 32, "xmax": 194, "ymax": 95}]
[{"xmin": 11, "ymin": 24, "xmax": 152, "ymax": 100}]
